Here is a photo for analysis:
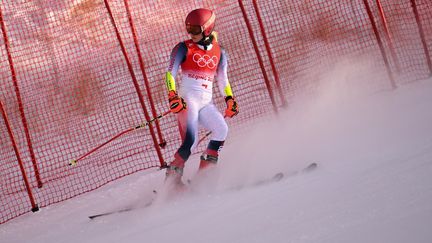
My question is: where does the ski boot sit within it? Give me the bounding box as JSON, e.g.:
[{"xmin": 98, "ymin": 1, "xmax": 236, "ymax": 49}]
[
  {"xmin": 199, "ymin": 153, "xmax": 218, "ymax": 171},
  {"xmin": 165, "ymin": 165, "xmax": 184, "ymax": 185}
]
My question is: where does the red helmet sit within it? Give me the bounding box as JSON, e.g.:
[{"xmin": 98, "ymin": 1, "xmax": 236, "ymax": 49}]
[{"xmin": 185, "ymin": 8, "xmax": 216, "ymax": 37}]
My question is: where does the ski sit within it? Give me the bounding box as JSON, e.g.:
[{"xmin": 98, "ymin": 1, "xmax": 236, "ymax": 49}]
[
  {"xmin": 232, "ymin": 162, "xmax": 318, "ymax": 190},
  {"xmin": 88, "ymin": 207, "xmax": 133, "ymax": 219},
  {"xmin": 261, "ymin": 162, "xmax": 317, "ymax": 184},
  {"xmin": 88, "ymin": 191, "xmax": 156, "ymax": 220},
  {"xmin": 88, "ymin": 163, "xmax": 318, "ymax": 219}
]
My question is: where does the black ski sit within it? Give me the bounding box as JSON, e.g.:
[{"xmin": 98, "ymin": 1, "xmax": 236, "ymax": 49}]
[
  {"xmin": 88, "ymin": 207, "xmax": 133, "ymax": 219},
  {"xmin": 233, "ymin": 162, "xmax": 318, "ymax": 190},
  {"xmin": 264, "ymin": 162, "xmax": 317, "ymax": 183},
  {"xmin": 88, "ymin": 163, "xmax": 317, "ymax": 219},
  {"xmin": 88, "ymin": 191, "xmax": 156, "ymax": 220}
]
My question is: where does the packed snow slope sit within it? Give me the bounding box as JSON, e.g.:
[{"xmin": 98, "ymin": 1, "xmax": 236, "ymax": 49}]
[{"xmin": 1, "ymin": 73, "xmax": 432, "ymax": 242}]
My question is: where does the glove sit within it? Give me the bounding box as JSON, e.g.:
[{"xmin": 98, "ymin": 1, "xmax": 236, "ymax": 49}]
[
  {"xmin": 224, "ymin": 96, "xmax": 239, "ymax": 118},
  {"xmin": 168, "ymin": 91, "xmax": 186, "ymax": 113}
]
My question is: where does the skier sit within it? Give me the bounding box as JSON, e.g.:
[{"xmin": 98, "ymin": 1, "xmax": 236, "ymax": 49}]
[{"xmin": 164, "ymin": 8, "xmax": 239, "ymax": 187}]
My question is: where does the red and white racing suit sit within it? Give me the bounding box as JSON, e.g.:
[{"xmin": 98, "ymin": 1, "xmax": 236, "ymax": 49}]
[{"xmin": 165, "ymin": 38, "xmax": 234, "ymax": 169}]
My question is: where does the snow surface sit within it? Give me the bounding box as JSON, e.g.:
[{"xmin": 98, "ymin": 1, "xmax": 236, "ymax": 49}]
[{"xmin": 1, "ymin": 68, "xmax": 432, "ymax": 243}]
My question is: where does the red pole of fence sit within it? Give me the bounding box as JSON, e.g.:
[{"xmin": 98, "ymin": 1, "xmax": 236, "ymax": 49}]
[
  {"xmin": 0, "ymin": 4, "xmax": 43, "ymax": 188},
  {"xmin": 0, "ymin": 100, "xmax": 39, "ymax": 213},
  {"xmin": 410, "ymin": 0, "xmax": 432, "ymax": 77},
  {"xmin": 123, "ymin": 0, "xmax": 166, "ymax": 148},
  {"xmin": 251, "ymin": 0, "xmax": 288, "ymax": 107},
  {"xmin": 375, "ymin": 0, "xmax": 401, "ymax": 73},
  {"xmin": 238, "ymin": 0, "xmax": 278, "ymax": 114},
  {"xmin": 362, "ymin": 0, "xmax": 397, "ymax": 89},
  {"xmin": 103, "ymin": 0, "xmax": 166, "ymax": 167}
]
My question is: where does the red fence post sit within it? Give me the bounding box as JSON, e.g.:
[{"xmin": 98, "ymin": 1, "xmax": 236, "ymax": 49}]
[
  {"xmin": 103, "ymin": 0, "xmax": 166, "ymax": 167},
  {"xmin": 0, "ymin": 4, "xmax": 43, "ymax": 188},
  {"xmin": 238, "ymin": 0, "xmax": 278, "ymax": 114},
  {"xmin": 362, "ymin": 0, "xmax": 397, "ymax": 89},
  {"xmin": 123, "ymin": 0, "xmax": 166, "ymax": 148},
  {"xmin": 375, "ymin": 0, "xmax": 401, "ymax": 73},
  {"xmin": 0, "ymin": 100, "xmax": 39, "ymax": 213},
  {"xmin": 251, "ymin": 0, "xmax": 288, "ymax": 107},
  {"xmin": 410, "ymin": 0, "xmax": 432, "ymax": 77}
]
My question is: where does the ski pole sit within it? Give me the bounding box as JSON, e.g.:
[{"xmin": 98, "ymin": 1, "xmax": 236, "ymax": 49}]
[{"xmin": 69, "ymin": 110, "xmax": 171, "ymax": 166}]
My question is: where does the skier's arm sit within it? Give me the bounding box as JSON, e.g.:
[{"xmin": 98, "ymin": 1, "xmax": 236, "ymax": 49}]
[
  {"xmin": 166, "ymin": 42, "xmax": 187, "ymax": 113},
  {"xmin": 216, "ymin": 48, "xmax": 234, "ymax": 97},
  {"xmin": 165, "ymin": 42, "xmax": 187, "ymax": 93},
  {"xmin": 216, "ymin": 48, "xmax": 238, "ymax": 117}
]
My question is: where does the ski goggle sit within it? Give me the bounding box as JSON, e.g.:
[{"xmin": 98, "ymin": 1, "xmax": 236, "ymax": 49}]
[{"xmin": 186, "ymin": 24, "xmax": 203, "ymax": 35}]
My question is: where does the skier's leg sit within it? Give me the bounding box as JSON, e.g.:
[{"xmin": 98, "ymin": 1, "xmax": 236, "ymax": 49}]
[
  {"xmin": 198, "ymin": 104, "xmax": 228, "ymax": 170},
  {"xmin": 166, "ymin": 100, "xmax": 199, "ymax": 183}
]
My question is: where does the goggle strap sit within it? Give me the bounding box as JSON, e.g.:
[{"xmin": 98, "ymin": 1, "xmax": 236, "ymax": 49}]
[{"xmin": 202, "ymin": 12, "xmax": 216, "ymax": 32}]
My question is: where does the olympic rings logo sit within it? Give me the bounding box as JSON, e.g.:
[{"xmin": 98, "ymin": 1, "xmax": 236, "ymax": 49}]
[{"xmin": 192, "ymin": 53, "xmax": 218, "ymax": 69}]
